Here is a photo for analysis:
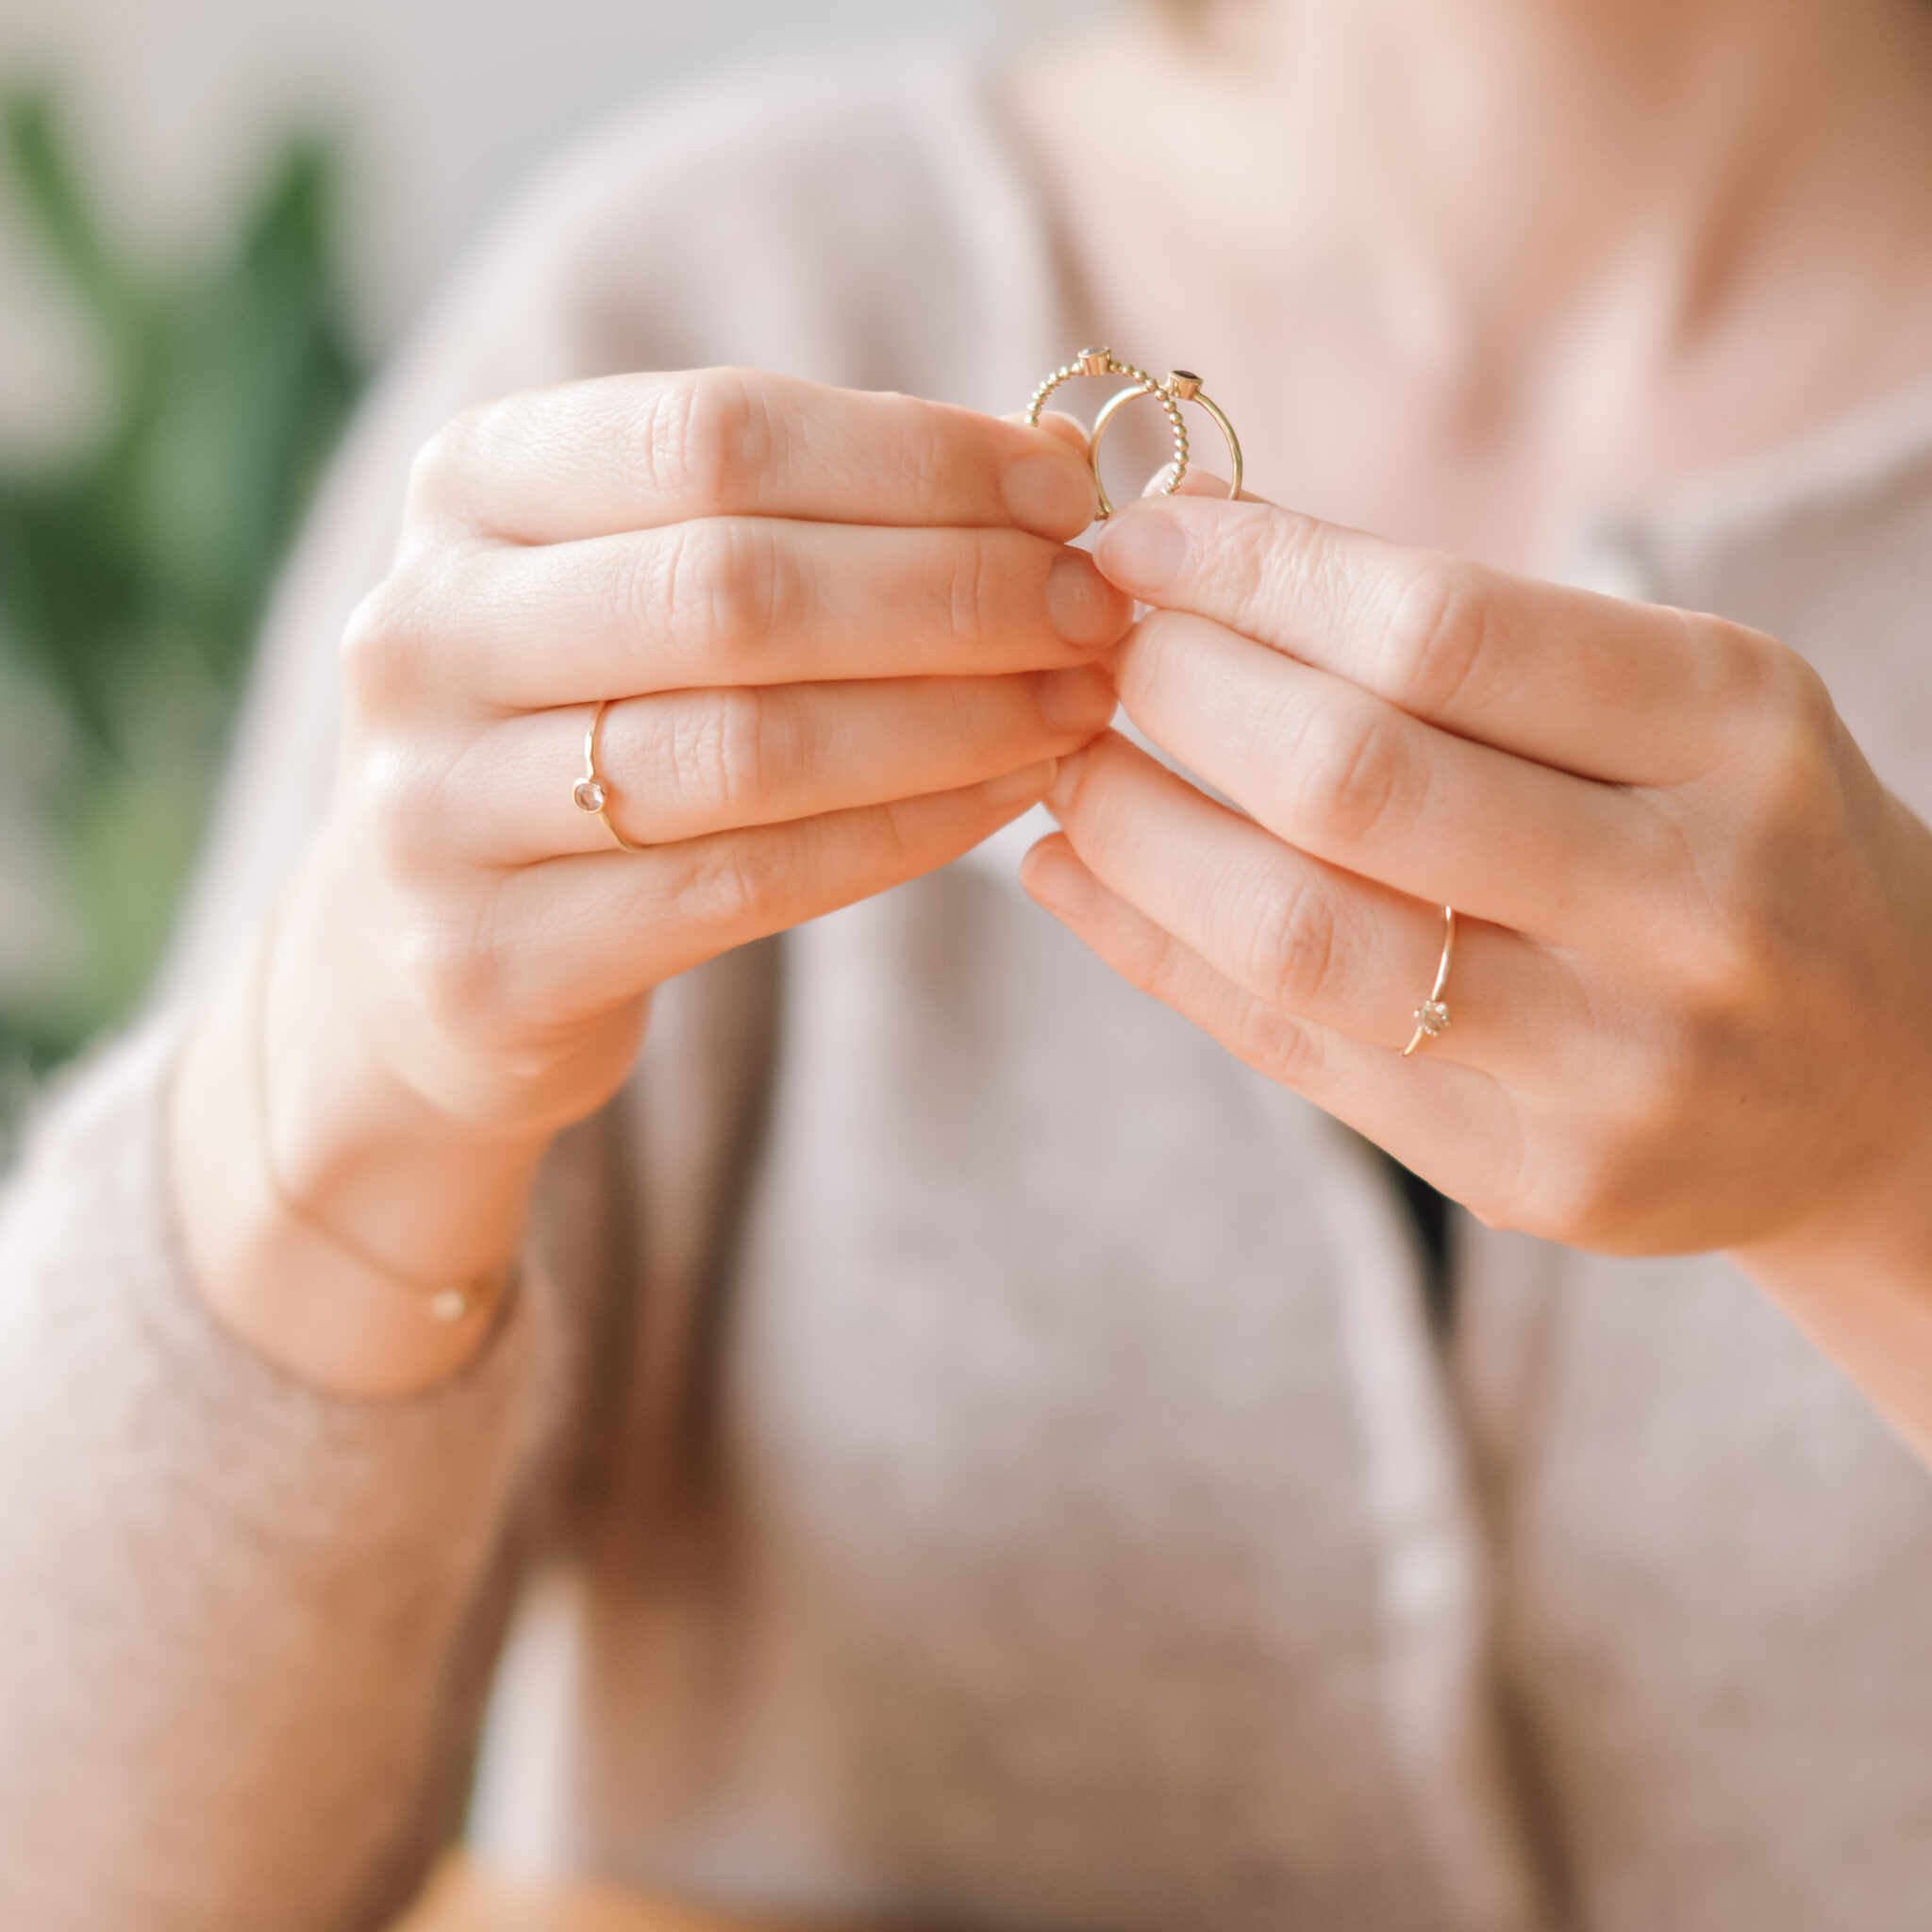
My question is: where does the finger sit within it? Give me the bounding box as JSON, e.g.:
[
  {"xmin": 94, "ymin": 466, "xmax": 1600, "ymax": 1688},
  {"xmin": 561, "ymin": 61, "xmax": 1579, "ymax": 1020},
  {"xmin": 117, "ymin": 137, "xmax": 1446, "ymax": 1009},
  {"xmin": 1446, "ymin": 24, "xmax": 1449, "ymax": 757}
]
[
  {"xmin": 438, "ymin": 668, "xmax": 1119, "ymax": 862},
  {"xmin": 406, "ymin": 521, "xmax": 1132, "ymax": 711},
  {"xmin": 1159, "ymin": 468, "xmax": 1260, "ymax": 504},
  {"xmin": 411, "ymin": 370, "xmax": 1100, "ymax": 546},
  {"xmin": 1019, "ymin": 829, "xmax": 1521, "ymax": 1199},
  {"xmin": 1114, "ymin": 612, "xmax": 1666, "ymax": 940},
  {"xmin": 479, "ymin": 760, "xmax": 1062, "ymax": 1013},
  {"xmin": 1041, "ymin": 731, "xmax": 1592, "ymax": 1089},
  {"xmin": 1007, "ymin": 408, "xmax": 1095, "ymax": 462},
  {"xmin": 1092, "ymin": 493, "xmax": 1777, "ymax": 785}
]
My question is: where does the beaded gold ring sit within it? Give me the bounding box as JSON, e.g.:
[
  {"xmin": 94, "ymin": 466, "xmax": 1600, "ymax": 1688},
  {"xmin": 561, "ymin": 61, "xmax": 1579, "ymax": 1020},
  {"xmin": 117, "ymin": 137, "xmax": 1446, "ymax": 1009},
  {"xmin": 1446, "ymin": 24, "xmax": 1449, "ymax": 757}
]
[{"xmin": 1026, "ymin": 346, "xmax": 1190, "ymax": 521}]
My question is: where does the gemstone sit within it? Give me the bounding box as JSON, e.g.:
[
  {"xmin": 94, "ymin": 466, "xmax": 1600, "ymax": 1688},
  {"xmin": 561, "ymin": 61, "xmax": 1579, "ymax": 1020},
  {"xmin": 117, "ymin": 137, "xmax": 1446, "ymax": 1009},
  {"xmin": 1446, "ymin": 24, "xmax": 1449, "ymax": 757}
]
[
  {"xmin": 1413, "ymin": 1000, "xmax": 1452, "ymax": 1037},
  {"xmin": 427, "ymin": 1288, "xmax": 469, "ymax": 1324},
  {"xmin": 1076, "ymin": 347, "xmax": 1112, "ymax": 377},
  {"xmin": 574, "ymin": 777, "xmax": 606, "ymax": 814},
  {"xmin": 1166, "ymin": 370, "xmax": 1203, "ymax": 401}
]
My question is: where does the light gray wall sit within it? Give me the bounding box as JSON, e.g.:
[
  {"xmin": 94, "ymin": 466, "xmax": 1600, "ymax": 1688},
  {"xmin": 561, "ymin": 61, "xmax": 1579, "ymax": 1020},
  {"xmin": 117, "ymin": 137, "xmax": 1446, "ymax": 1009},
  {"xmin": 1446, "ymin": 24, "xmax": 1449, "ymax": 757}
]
[{"xmin": 0, "ymin": 0, "xmax": 1116, "ymax": 442}]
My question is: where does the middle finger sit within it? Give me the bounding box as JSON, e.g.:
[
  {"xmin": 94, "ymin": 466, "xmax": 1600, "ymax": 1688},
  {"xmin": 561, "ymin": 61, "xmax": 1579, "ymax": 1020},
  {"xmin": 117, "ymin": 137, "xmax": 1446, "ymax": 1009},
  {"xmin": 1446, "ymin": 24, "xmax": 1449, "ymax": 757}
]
[{"xmin": 429, "ymin": 520, "xmax": 1132, "ymax": 710}]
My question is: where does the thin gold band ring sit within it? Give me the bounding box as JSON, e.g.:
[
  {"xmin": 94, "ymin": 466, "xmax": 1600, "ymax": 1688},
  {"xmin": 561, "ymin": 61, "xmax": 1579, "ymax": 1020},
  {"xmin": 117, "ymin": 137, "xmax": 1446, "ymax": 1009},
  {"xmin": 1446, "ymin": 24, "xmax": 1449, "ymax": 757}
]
[
  {"xmin": 1091, "ymin": 370, "xmax": 1243, "ymax": 518},
  {"xmin": 575, "ymin": 699, "xmax": 649, "ymax": 853},
  {"xmin": 1402, "ymin": 907, "xmax": 1457, "ymax": 1058}
]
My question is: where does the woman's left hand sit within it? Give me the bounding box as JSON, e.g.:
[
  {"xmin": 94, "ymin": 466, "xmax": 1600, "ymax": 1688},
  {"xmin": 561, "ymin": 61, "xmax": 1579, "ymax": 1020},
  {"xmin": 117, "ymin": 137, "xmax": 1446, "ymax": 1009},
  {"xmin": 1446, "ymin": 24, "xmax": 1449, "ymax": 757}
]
[{"xmin": 1022, "ymin": 490, "xmax": 1932, "ymax": 1278}]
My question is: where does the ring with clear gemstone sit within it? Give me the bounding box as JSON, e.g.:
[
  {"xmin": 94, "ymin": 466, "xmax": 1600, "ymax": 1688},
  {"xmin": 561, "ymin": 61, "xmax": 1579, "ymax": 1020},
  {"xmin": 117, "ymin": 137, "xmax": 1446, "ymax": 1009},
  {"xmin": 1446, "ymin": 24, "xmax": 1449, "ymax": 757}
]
[{"xmin": 1400, "ymin": 908, "xmax": 1459, "ymax": 1058}]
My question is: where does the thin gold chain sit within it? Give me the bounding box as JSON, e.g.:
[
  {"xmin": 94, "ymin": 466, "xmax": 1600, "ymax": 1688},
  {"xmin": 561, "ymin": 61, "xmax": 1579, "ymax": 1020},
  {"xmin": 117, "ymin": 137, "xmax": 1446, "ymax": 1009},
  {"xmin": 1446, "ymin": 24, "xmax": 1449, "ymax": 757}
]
[{"xmin": 250, "ymin": 908, "xmax": 509, "ymax": 1324}]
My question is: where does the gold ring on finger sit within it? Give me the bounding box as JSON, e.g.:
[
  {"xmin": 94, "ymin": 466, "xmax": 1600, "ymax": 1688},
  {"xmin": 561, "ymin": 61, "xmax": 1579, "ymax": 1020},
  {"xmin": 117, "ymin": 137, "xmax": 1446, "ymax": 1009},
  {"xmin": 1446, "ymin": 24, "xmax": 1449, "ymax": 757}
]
[
  {"xmin": 1091, "ymin": 369, "xmax": 1243, "ymax": 519},
  {"xmin": 574, "ymin": 698, "xmax": 650, "ymax": 853},
  {"xmin": 1401, "ymin": 907, "xmax": 1457, "ymax": 1058}
]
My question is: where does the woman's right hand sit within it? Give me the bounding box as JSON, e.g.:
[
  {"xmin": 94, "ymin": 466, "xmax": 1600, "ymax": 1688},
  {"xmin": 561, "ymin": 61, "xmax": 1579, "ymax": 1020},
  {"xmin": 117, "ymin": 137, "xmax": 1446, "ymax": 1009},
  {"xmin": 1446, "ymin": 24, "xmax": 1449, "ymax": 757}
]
[{"xmin": 171, "ymin": 370, "xmax": 1126, "ymax": 1392}]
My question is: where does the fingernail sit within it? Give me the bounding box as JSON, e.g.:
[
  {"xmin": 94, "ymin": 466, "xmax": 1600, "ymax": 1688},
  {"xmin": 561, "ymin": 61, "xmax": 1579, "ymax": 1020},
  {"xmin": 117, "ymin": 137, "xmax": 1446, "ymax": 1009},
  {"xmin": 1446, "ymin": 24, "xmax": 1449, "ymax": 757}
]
[
  {"xmin": 1021, "ymin": 841, "xmax": 1096, "ymax": 917},
  {"xmin": 1046, "ymin": 551, "xmax": 1132, "ymax": 647},
  {"xmin": 1096, "ymin": 505, "xmax": 1190, "ymax": 595},
  {"xmin": 1004, "ymin": 450, "xmax": 1097, "ymax": 537},
  {"xmin": 983, "ymin": 758, "xmax": 1058, "ymax": 808},
  {"xmin": 1045, "ymin": 744, "xmax": 1090, "ymax": 813},
  {"xmin": 1037, "ymin": 664, "xmax": 1119, "ymax": 734}
]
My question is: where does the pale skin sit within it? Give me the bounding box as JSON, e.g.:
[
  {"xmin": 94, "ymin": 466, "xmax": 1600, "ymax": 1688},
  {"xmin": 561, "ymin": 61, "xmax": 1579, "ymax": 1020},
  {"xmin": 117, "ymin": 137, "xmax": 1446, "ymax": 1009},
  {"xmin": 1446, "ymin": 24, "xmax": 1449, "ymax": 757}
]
[
  {"xmin": 171, "ymin": 383, "xmax": 1130, "ymax": 1394},
  {"xmin": 173, "ymin": 0, "xmax": 1932, "ymax": 1457}
]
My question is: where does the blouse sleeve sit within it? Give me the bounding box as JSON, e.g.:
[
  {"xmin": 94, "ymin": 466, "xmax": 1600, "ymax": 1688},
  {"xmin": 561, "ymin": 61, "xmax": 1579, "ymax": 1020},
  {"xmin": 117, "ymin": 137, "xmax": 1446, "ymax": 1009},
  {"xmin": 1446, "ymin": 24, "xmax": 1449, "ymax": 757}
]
[
  {"xmin": 0, "ymin": 87, "xmax": 682, "ymax": 1932},
  {"xmin": 0, "ymin": 55, "xmax": 1022, "ymax": 1925},
  {"xmin": 0, "ymin": 1023, "xmax": 559, "ymax": 1929}
]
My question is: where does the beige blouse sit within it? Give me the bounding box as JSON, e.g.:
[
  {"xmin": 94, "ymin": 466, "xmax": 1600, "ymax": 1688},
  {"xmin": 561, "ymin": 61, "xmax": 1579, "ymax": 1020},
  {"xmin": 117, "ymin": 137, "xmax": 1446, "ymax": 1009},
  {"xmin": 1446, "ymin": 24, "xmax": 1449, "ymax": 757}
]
[{"xmin": 7, "ymin": 49, "xmax": 1932, "ymax": 1932}]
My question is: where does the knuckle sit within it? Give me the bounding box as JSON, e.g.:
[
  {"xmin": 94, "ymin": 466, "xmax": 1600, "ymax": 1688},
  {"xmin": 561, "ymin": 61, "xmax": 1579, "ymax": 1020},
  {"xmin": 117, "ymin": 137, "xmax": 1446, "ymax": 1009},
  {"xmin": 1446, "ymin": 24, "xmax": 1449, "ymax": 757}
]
[
  {"xmin": 1289, "ymin": 700, "xmax": 1407, "ymax": 848},
  {"xmin": 1745, "ymin": 648, "xmax": 1841, "ymax": 820},
  {"xmin": 943, "ymin": 537, "xmax": 1002, "ymax": 646},
  {"xmin": 1228, "ymin": 507, "xmax": 1319, "ymax": 622},
  {"xmin": 1122, "ymin": 919, "xmax": 1207, "ymax": 1023},
  {"xmin": 1775, "ymin": 644, "xmax": 1839, "ymax": 744},
  {"xmin": 887, "ymin": 399, "xmax": 949, "ymax": 514},
  {"xmin": 1675, "ymin": 921, "xmax": 1780, "ymax": 1050},
  {"xmin": 1674, "ymin": 635, "xmax": 1845, "ymax": 982},
  {"xmin": 404, "ymin": 409, "xmax": 484, "ymax": 524},
  {"xmin": 875, "ymin": 791, "xmax": 936, "ymax": 870},
  {"xmin": 675, "ymin": 687, "xmax": 778, "ymax": 822},
  {"xmin": 357, "ymin": 740, "xmax": 444, "ymax": 889},
  {"xmin": 1244, "ymin": 866, "xmax": 1339, "ymax": 1013},
  {"xmin": 1508, "ymin": 1062, "xmax": 1709, "ymax": 1250},
  {"xmin": 1232, "ymin": 994, "xmax": 1323, "ymax": 1088},
  {"xmin": 1377, "ymin": 558, "xmax": 1491, "ymax": 712},
  {"xmin": 675, "ymin": 837, "xmax": 771, "ymax": 932},
  {"xmin": 340, "ymin": 569, "xmax": 439, "ymax": 717},
  {"xmin": 1513, "ymin": 1156, "xmax": 1615, "ymax": 1249},
  {"xmin": 395, "ymin": 908, "xmax": 506, "ymax": 1035},
  {"xmin": 1503, "ymin": 1116, "xmax": 1653, "ymax": 1249},
  {"xmin": 652, "ymin": 369, "xmax": 769, "ymax": 515},
  {"xmin": 1691, "ymin": 619, "xmax": 1840, "ymax": 808},
  {"xmin": 649, "ymin": 518, "xmax": 783, "ymax": 672}
]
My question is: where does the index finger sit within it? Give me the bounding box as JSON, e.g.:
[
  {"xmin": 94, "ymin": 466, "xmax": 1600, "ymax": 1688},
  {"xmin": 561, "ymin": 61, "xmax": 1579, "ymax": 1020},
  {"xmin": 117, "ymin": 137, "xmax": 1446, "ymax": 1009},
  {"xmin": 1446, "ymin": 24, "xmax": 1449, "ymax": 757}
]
[
  {"xmin": 1091, "ymin": 494, "xmax": 1783, "ymax": 786},
  {"xmin": 409, "ymin": 369, "xmax": 1100, "ymax": 547}
]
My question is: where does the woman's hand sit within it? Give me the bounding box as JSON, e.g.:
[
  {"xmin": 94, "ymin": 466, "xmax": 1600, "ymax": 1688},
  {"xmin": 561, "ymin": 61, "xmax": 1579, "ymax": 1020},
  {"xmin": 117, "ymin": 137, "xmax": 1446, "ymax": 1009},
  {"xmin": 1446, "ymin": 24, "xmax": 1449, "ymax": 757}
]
[
  {"xmin": 173, "ymin": 370, "xmax": 1127, "ymax": 1391},
  {"xmin": 325, "ymin": 371, "xmax": 1122, "ymax": 1128},
  {"xmin": 1022, "ymin": 491, "xmax": 1932, "ymax": 1339}
]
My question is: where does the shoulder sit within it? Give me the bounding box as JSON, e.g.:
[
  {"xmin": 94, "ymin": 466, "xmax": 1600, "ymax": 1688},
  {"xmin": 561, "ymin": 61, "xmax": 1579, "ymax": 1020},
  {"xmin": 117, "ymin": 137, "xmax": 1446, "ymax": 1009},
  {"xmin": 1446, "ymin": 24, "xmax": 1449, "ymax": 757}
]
[{"xmin": 424, "ymin": 47, "xmax": 1064, "ymax": 408}]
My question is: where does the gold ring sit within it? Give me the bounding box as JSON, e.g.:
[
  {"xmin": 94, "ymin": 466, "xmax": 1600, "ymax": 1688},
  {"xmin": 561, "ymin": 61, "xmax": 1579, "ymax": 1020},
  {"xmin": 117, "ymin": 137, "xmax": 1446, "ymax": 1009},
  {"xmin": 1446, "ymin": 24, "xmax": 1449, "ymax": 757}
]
[
  {"xmin": 575, "ymin": 699, "xmax": 649, "ymax": 853},
  {"xmin": 1027, "ymin": 346, "xmax": 1190, "ymax": 520},
  {"xmin": 1091, "ymin": 370, "xmax": 1243, "ymax": 518},
  {"xmin": 1401, "ymin": 907, "xmax": 1457, "ymax": 1058}
]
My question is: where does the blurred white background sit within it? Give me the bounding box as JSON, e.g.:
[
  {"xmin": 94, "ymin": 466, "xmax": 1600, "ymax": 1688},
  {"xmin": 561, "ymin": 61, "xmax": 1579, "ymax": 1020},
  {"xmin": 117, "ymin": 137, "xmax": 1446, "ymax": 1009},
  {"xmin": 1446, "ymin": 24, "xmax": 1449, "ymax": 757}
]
[{"xmin": 0, "ymin": 0, "xmax": 1115, "ymax": 447}]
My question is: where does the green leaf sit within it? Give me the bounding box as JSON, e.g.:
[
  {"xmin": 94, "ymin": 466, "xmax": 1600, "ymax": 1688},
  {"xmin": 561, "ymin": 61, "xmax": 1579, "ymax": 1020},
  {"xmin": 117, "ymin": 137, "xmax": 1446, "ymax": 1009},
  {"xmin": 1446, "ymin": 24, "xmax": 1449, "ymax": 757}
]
[{"xmin": 0, "ymin": 94, "xmax": 364, "ymax": 1102}]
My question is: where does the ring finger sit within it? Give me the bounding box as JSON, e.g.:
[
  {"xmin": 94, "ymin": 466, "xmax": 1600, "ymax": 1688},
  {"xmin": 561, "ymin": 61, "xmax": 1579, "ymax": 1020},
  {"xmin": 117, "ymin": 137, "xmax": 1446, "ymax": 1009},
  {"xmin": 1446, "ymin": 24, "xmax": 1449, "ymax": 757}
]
[
  {"xmin": 433, "ymin": 665, "xmax": 1120, "ymax": 863},
  {"xmin": 1036, "ymin": 730, "xmax": 1604, "ymax": 1092}
]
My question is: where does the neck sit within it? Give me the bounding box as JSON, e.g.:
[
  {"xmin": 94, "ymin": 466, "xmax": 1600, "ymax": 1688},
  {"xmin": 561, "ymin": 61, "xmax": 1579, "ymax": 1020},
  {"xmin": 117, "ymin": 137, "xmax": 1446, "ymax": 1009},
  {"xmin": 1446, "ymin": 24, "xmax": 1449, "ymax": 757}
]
[
  {"xmin": 1185, "ymin": 0, "xmax": 1932, "ymax": 367},
  {"xmin": 1014, "ymin": 0, "xmax": 1932, "ymax": 564}
]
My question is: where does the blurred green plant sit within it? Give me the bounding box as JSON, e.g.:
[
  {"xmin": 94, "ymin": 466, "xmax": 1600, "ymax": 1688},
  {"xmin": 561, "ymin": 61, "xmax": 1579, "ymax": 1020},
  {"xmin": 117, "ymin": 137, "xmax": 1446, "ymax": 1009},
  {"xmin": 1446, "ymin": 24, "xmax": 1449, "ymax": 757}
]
[{"xmin": 0, "ymin": 91, "xmax": 362, "ymax": 1104}]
